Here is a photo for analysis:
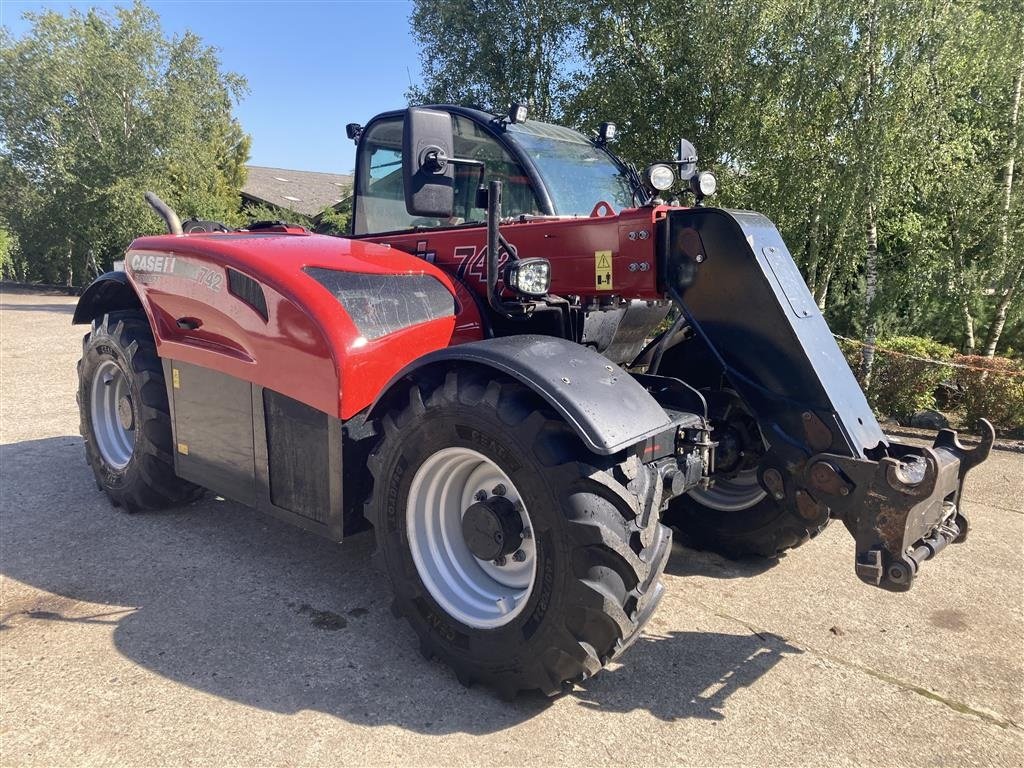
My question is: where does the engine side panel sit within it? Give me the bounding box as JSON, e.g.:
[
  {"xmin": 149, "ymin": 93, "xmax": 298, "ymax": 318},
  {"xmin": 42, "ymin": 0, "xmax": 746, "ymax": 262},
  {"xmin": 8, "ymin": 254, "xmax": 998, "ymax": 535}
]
[
  {"xmin": 163, "ymin": 359, "xmax": 345, "ymax": 541},
  {"xmin": 168, "ymin": 360, "xmax": 257, "ymax": 506},
  {"xmin": 122, "ymin": 231, "xmax": 469, "ymax": 419},
  {"xmin": 127, "ymin": 242, "xmax": 342, "ymax": 415}
]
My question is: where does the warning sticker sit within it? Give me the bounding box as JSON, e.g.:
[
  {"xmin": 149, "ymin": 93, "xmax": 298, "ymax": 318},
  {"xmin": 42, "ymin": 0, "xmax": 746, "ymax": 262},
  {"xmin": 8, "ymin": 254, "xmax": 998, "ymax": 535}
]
[{"xmin": 595, "ymin": 250, "xmax": 613, "ymax": 290}]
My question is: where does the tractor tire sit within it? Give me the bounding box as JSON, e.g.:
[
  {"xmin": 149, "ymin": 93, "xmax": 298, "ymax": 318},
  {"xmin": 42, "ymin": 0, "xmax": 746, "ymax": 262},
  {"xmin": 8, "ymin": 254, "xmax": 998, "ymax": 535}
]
[
  {"xmin": 666, "ymin": 492, "xmax": 829, "ymax": 559},
  {"xmin": 664, "ymin": 384, "xmax": 828, "ymax": 559},
  {"xmin": 77, "ymin": 310, "xmax": 203, "ymax": 512},
  {"xmin": 366, "ymin": 370, "xmax": 672, "ymax": 698}
]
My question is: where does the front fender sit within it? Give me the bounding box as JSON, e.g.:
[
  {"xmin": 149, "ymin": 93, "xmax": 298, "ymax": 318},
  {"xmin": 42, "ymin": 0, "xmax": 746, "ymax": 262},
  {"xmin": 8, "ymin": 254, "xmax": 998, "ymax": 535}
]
[
  {"xmin": 373, "ymin": 335, "xmax": 678, "ymax": 455},
  {"xmin": 72, "ymin": 271, "xmax": 142, "ymax": 325}
]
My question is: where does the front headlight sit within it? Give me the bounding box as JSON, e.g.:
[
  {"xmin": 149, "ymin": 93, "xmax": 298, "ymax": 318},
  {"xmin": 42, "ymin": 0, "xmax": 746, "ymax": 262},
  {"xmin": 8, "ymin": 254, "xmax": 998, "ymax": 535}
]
[
  {"xmin": 645, "ymin": 163, "xmax": 676, "ymax": 191},
  {"xmin": 505, "ymin": 258, "xmax": 551, "ymax": 296}
]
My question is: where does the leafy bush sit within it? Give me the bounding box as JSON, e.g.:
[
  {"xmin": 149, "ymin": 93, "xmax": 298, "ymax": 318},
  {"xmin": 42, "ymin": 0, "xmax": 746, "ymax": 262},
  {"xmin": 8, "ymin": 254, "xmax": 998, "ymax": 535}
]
[
  {"xmin": 0, "ymin": 226, "xmax": 17, "ymax": 280},
  {"xmin": 954, "ymin": 355, "xmax": 1024, "ymax": 436},
  {"xmin": 315, "ymin": 202, "xmax": 352, "ymax": 236},
  {"xmin": 836, "ymin": 337, "xmax": 863, "ymax": 380}
]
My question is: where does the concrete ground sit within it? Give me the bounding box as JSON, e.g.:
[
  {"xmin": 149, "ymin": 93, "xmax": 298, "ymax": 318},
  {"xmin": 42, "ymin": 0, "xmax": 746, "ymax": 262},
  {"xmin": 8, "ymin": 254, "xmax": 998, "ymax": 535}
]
[{"xmin": 1, "ymin": 288, "xmax": 1021, "ymax": 767}]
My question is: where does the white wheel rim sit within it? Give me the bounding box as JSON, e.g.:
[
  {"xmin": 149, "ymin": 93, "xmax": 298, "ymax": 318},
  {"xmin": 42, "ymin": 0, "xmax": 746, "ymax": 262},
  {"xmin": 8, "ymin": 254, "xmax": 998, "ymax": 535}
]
[
  {"xmin": 406, "ymin": 446, "xmax": 537, "ymax": 629},
  {"xmin": 686, "ymin": 468, "xmax": 767, "ymax": 511},
  {"xmin": 90, "ymin": 359, "xmax": 135, "ymax": 470},
  {"xmin": 687, "ymin": 389, "xmax": 768, "ymax": 512}
]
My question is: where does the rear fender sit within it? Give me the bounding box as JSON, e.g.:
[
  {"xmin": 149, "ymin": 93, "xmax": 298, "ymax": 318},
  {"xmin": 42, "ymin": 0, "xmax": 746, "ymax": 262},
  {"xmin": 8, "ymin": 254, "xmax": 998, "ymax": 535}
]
[
  {"xmin": 72, "ymin": 272, "xmax": 142, "ymax": 325},
  {"xmin": 370, "ymin": 335, "xmax": 678, "ymax": 456}
]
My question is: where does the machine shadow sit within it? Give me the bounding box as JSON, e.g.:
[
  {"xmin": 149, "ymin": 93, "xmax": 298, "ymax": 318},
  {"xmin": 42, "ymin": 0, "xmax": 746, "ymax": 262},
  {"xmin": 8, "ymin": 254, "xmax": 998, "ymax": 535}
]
[
  {"xmin": 1, "ymin": 436, "xmax": 798, "ymax": 734},
  {"xmin": 664, "ymin": 539, "xmax": 780, "ymax": 579}
]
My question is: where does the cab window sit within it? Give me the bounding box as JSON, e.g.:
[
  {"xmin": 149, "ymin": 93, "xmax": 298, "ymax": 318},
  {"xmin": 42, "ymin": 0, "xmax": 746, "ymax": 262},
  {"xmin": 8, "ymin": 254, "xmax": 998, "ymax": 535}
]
[{"xmin": 353, "ymin": 114, "xmax": 542, "ymax": 236}]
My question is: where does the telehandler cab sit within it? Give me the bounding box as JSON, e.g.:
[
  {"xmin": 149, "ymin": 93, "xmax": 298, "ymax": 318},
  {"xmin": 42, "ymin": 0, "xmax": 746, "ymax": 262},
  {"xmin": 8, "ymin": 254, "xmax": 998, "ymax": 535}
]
[{"xmin": 74, "ymin": 104, "xmax": 992, "ymax": 698}]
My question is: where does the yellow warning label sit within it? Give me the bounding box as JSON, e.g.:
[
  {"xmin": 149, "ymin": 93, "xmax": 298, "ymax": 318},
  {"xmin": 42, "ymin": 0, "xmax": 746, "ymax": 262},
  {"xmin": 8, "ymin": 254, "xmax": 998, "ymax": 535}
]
[
  {"xmin": 177, "ymin": 442, "xmax": 189, "ymax": 455},
  {"xmin": 595, "ymin": 250, "xmax": 613, "ymax": 290},
  {"xmin": 172, "ymin": 368, "xmax": 180, "ymax": 389}
]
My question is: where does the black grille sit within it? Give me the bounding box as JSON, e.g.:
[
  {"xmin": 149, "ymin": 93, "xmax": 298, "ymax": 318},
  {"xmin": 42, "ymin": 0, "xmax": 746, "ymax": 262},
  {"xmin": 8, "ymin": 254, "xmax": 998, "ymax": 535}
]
[
  {"xmin": 304, "ymin": 268, "xmax": 455, "ymax": 341},
  {"xmin": 227, "ymin": 268, "xmax": 268, "ymax": 320}
]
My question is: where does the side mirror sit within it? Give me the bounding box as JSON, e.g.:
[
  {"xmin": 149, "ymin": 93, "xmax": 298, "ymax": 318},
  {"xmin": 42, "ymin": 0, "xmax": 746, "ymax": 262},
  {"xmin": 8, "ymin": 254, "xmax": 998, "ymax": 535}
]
[
  {"xmin": 677, "ymin": 139, "xmax": 698, "ymax": 181},
  {"xmin": 403, "ymin": 107, "xmax": 455, "ymax": 217}
]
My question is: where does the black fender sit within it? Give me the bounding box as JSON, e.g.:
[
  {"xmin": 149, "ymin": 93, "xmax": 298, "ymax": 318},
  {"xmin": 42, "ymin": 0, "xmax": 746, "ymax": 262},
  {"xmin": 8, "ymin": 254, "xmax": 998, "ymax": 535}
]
[
  {"xmin": 72, "ymin": 271, "xmax": 142, "ymax": 325},
  {"xmin": 372, "ymin": 335, "xmax": 677, "ymax": 455}
]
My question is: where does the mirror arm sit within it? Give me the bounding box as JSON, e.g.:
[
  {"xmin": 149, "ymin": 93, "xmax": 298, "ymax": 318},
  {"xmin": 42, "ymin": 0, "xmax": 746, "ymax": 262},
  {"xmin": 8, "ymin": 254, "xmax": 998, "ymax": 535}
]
[
  {"xmin": 448, "ymin": 157, "xmax": 487, "ymax": 199},
  {"xmin": 421, "ymin": 153, "xmax": 488, "ymax": 213},
  {"xmin": 422, "ymin": 152, "xmax": 484, "ymax": 175}
]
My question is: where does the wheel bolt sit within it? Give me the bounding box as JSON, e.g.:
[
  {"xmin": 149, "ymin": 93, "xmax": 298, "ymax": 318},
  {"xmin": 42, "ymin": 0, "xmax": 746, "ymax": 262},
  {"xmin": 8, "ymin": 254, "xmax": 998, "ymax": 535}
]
[
  {"xmin": 493, "ymin": 555, "xmax": 507, "ymax": 566},
  {"xmin": 492, "ymin": 484, "xmax": 506, "ymax": 497},
  {"xmin": 512, "ymin": 550, "xmax": 526, "ymax": 562},
  {"xmin": 474, "ymin": 490, "xmax": 487, "ymax": 501},
  {"xmin": 522, "ymin": 526, "xmax": 532, "ymax": 539}
]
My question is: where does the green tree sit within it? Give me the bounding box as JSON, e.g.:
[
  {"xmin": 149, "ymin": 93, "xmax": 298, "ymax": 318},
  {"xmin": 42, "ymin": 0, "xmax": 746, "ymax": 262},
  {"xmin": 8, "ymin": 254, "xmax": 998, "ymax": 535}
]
[
  {"xmin": 0, "ymin": 2, "xmax": 250, "ymax": 284},
  {"xmin": 408, "ymin": 0, "xmax": 1024, "ymax": 357},
  {"xmin": 408, "ymin": 0, "xmax": 580, "ymax": 119},
  {"xmin": 980, "ymin": 14, "xmax": 1024, "ymax": 356}
]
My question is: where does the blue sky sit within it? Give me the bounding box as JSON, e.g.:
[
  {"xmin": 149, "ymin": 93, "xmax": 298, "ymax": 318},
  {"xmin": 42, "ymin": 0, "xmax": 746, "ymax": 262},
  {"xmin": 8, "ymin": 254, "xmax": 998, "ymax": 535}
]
[{"xmin": 0, "ymin": 0, "xmax": 422, "ymax": 174}]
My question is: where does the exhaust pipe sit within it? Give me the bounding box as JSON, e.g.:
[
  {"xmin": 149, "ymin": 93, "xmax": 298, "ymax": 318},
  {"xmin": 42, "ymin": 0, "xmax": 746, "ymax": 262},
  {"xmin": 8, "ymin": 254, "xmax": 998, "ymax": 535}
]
[{"xmin": 144, "ymin": 192, "xmax": 182, "ymax": 235}]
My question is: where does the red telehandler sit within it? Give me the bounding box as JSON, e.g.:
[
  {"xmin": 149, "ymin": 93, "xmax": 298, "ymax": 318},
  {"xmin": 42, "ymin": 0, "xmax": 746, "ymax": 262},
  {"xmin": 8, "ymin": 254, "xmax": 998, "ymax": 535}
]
[{"xmin": 73, "ymin": 104, "xmax": 992, "ymax": 698}]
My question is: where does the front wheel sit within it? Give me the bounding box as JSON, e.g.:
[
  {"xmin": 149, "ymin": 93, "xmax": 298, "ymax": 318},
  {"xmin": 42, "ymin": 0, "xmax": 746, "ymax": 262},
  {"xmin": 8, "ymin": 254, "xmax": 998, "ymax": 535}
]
[{"xmin": 366, "ymin": 370, "xmax": 672, "ymax": 698}]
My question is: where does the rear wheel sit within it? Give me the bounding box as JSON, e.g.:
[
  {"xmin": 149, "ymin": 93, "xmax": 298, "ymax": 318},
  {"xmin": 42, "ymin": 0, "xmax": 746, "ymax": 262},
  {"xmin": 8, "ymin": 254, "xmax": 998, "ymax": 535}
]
[
  {"xmin": 77, "ymin": 311, "xmax": 202, "ymax": 511},
  {"xmin": 666, "ymin": 389, "xmax": 828, "ymax": 558},
  {"xmin": 366, "ymin": 370, "xmax": 672, "ymax": 698}
]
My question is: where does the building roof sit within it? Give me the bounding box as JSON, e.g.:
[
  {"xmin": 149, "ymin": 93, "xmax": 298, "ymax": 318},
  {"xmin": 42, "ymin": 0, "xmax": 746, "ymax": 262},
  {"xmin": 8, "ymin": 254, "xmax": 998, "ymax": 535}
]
[{"xmin": 241, "ymin": 165, "xmax": 353, "ymax": 217}]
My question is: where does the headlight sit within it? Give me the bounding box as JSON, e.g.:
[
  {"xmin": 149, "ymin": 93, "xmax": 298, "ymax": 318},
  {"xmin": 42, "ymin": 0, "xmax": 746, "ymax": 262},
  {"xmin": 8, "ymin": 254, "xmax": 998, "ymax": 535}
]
[
  {"xmin": 690, "ymin": 171, "xmax": 717, "ymax": 198},
  {"xmin": 645, "ymin": 163, "xmax": 675, "ymax": 191},
  {"xmin": 505, "ymin": 258, "xmax": 551, "ymax": 296}
]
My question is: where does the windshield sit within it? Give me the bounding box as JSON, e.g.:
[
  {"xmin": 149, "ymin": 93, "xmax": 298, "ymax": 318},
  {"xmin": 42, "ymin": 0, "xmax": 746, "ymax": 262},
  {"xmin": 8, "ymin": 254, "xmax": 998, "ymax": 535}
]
[{"xmin": 505, "ymin": 121, "xmax": 636, "ymax": 215}]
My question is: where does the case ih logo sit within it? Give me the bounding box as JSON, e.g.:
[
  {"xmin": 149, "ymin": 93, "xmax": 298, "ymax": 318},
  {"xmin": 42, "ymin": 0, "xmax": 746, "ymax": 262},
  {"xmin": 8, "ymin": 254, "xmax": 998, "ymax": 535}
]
[
  {"xmin": 414, "ymin": 240, "xmax": 436, "ymax": 263},
  {"xmin": 130, "ymin": 253, "xmax": 176, "ymax": 274},
  {"xmin": 454, "ymin": 243, "xmax": 517, "ymax": 285},
  {"xmin": 127, "ymin": 251, "xmax": 222, "ymax": 292}
]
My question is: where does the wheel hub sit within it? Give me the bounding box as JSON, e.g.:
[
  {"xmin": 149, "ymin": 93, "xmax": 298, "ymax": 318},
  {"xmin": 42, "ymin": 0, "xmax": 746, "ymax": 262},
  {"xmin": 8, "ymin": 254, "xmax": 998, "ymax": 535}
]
[
  {"xmin": 89, "ymin": 359, "xmax": 136, "ymax": 470},
  {"xmin": 687, "ymin": 389, "xmax": 769, "ymax": 512},
  {"xmin": 405, "ymin": 446, "xmax": 537, "ymax": 629},
  {"xmin": 117, "ymin": 395, "xmax": 134, "ymax": 430},
  {"xmin": 462, "ymin": 496, "xmax": 523, "ymax": 561}
]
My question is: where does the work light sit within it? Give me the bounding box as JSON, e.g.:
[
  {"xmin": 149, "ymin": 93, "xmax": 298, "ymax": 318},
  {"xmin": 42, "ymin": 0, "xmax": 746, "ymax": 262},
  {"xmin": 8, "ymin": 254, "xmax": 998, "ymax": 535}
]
[
  {"xmin": 690, "ymin": 171, "xmax": 717, "ymax": 200},
  {"xmin": 646, "ymin": 164, "xmax": 675, "ymax": 191},
  {"xmin": 508, "ymin": 102, "xmax": 529, "ymax": 124},
  {"xmin": 505, "ymin": 258, "xmax": 551, "ymax": 296}
]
